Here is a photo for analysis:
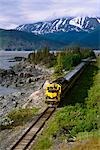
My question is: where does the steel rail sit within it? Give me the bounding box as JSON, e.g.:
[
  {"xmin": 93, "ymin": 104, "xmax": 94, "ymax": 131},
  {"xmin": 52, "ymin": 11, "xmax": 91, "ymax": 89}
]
[{"xmin": 10, "ymin": 107, "xmax": 56, "ymax": 150}]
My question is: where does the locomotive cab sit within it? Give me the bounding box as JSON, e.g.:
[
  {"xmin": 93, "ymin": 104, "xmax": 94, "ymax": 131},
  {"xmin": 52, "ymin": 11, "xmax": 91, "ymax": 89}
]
[{"xmin": 45, "ymin": 83, "xmax": 61, "ymax": 105}]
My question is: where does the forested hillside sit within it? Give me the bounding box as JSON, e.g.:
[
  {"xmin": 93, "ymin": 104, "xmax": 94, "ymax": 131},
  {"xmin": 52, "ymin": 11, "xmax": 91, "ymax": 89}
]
[{"xmin": 0, "ymin": 29, "xmax": 63, "ymax": 51}]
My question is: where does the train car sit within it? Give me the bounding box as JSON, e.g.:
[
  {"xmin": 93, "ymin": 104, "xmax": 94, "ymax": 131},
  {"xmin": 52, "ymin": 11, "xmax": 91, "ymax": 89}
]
[
  {"xmin": 45, "ymin": 59, "xmax": 90, "ymax": 105},
  {"xmin": 63, "ymin": 62, "xmax": 87, "ymax": 95}
]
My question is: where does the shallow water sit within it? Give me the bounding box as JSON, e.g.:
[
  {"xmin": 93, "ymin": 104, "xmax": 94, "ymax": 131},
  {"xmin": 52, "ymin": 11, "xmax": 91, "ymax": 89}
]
[{"xmin": 0, "ymin": 51, "xmax": 31, "ymax": 69}]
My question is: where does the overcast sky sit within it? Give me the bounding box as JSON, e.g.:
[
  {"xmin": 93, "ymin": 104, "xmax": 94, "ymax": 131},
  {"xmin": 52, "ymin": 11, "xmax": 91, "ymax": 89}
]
[{"xmin": 0, "ymin": 0, "xmax": 99, "ymax": 29}]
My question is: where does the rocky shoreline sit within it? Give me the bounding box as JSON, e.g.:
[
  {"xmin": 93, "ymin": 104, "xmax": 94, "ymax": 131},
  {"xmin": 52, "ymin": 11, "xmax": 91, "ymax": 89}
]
[{"xmin": 0, "ymin": 59, "xmax": 54, "ymax": 117}]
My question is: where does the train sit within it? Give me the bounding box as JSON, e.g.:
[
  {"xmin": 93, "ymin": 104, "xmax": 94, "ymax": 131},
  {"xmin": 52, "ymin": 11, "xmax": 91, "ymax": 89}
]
[{"xmin": 45, "ymin": 58, "xmax": 91, "ymax": 105}]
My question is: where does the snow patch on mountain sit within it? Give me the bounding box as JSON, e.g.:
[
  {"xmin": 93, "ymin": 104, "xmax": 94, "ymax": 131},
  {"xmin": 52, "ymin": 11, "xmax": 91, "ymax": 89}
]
[
  {"xmin": 69, "ymin": 17, "xmax": 85, "ymax": 29},
  {"xmin": 62, "ymin": 19, "xmax": 67, "ymax": 26},
  {"xmin": 16, "ymin": 17, "xmax": 100, "ymax": 34},
  {"xmin": 56, "ymin": 19, "xmax": 63, "ymax": 30},
  {"xmin": 97, "ymin": 19, "xmax": 100, "ymax": 23}
]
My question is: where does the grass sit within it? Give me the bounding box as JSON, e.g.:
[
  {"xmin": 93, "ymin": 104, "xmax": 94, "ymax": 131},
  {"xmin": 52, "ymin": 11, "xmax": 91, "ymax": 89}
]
[
  {"xmin": 1, "ymin": 107, "xmax": 38, "ymax": 130},
  {"xmin": 72, "ymin": 137, "xmax": 100, "ymax": 150},
  {"xmin": 32, "ymin": 56, "xmax": 100, "ymax": 150}
]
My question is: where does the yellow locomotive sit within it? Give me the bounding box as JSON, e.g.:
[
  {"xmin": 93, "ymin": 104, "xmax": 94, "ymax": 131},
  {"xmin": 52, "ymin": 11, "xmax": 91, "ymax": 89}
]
[{"xmin": 45, "ymin": 83, "xmax": 61, "ymax": 105}]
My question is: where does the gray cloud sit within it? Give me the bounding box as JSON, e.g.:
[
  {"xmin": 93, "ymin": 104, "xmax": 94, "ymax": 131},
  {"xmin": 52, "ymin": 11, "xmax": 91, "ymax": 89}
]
[{"xmin": 0, "ymin": 0, "xmax": 99, "ymax": 29}]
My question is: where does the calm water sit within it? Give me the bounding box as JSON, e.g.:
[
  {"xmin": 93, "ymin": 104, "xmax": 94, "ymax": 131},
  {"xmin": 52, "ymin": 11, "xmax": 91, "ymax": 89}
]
[
  {"xmin": 0, "ymin": 51, "xmax": 32, "ymax": 95},
  {"xmin": 0, "ymin": 51, "xmax": 31, "ymax": 69}
]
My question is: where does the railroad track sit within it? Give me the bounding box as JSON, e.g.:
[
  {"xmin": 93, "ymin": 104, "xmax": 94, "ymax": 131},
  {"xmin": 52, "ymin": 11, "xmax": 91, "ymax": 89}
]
[{"xmin": 10, "ymin": 107, "xmax": 56, "ymax": 150}]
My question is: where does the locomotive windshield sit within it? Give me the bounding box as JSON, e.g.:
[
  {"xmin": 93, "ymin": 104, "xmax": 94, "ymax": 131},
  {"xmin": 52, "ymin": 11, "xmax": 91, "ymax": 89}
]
[{"xmin": 47, "ymin": 86, "xmax": 58, "ymax": 93}]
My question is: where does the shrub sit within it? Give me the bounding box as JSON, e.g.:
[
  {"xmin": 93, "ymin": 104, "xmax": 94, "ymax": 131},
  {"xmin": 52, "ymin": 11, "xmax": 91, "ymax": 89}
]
[{"xmin": 8, "ymin": 107, "xmax": 38, "ymax": 126}]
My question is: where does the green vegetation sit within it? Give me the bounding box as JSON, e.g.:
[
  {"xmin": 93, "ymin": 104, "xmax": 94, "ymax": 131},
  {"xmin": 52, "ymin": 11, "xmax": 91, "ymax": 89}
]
[
  {"xmin": 28, "ymin": 47, "xmax": 56, "ymax": 67},
  {"xmin": 33, "ymin": 57, "xmax": 100, "ymax": 150},
  {"xmin": 1, "ymin": 107, "xmax": 38, "ymax": 130},
  {"xmin": 28, "ymin": 47, "xmax": 95, "ymax": 77}
]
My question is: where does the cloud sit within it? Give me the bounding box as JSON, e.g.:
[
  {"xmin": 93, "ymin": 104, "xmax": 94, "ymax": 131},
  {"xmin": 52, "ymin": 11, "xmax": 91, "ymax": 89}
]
[{"xmin": 0, "ymin": 0, "xmax": 99, "ymax": 29}]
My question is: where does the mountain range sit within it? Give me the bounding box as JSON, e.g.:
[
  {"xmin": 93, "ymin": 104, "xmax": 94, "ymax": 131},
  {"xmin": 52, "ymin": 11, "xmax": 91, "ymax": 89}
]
[
  {"xmin": 0, "ymin": 17, "xmax": 100, "ymax": 50},
  {"xmin": 16, "ymin": 17, "xmax": 100, "ymax": 34}
]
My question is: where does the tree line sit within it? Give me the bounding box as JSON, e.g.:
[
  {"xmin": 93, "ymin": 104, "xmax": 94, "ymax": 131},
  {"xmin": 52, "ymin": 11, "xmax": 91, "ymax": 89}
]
[{"xmin": 28, "ymin": 46, "xmax": 95, "ymax": 75}]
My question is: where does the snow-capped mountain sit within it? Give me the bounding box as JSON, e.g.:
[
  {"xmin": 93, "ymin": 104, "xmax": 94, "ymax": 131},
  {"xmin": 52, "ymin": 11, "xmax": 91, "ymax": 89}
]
[{"xmin": 16, "ymin": 17, "xmax": 100, "ymax": 34}]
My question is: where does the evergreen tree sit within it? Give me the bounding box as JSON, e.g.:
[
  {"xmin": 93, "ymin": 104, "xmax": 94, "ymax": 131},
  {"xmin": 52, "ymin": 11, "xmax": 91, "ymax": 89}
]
[{"xmin": 55, "ymin": 53, "xmax": 63, "ymax": 74}]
